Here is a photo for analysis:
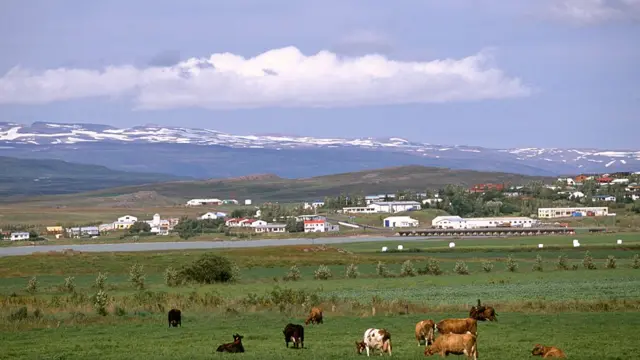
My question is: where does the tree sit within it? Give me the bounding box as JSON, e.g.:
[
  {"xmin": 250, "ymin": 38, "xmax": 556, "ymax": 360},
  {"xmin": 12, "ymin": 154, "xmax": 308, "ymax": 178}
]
[
  {"xmin": 285, "ymin": 218, "xmax": 304, "ymax": 233},
  {"xmin": 128, "ymin": 221, "xmax": 151, "ymax": 234},
  {"xmin": 179, "ymin": 253, "xmax": 235, "ymax": 284}
]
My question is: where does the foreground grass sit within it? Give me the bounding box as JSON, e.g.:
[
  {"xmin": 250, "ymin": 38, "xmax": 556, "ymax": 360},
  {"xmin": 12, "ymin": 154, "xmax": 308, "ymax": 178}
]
[{"xmin": 2, "ymin": 311, "xmax": 639, "ymax": 359}]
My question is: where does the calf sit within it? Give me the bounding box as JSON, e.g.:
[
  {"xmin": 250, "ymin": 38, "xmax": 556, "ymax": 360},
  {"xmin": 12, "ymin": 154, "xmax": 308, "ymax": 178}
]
[
  {"xmin": 415, "ymin": 319, "xmax": 436, "ymax": 346},
  {"xmin": 436, "ymin": 318, "xmax": 477, "ymax": 336},
  {"xmin": 305, "ymin": 307, "xmax": 323, "ymax": 325},
  {"xmin": 356, "ymin": 328, "xmax": 392, "ymax": 356},
  {"xmin": 424, "ymin": 331, "xmax": 478, "ymax": 360},
  {"xmin": 167, "ymin": 308, "xmax": 181, "ymax": 328},
  {"xmin": 283, "ymin": 323, "xmax": 304, "ymax": 349},
  {"xmin": 531, "ymin": 344, "xmax": 566, "ymax": 358},
  {"xmin": 216, "ymin": 334, "xmax": 245, "ymax": 353},
  {"xmin": 469, "ymin": 299, "xmax": 498, "ymax": 322}
]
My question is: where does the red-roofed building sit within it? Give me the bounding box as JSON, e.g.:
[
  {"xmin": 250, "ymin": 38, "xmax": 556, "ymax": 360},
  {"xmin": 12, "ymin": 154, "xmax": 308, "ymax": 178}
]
[
  {"xmin": 304, "ymin": 219, "xmax": 339, "ymax": 233},
  {"xmin": 469, "ymin": 183, "xmax": 505, "ymax": 193}
]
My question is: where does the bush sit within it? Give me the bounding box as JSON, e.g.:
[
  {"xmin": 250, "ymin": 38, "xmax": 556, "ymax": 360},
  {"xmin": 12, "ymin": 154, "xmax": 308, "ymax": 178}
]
[
  {"xmin": 571, "ymin": 264, "xmax": 579, "ymax": 271},
  {"xmin": 376, "ymin": 261, "xmax": 390, "ymax": 278},
  {"xmin": 231, "ymin": 264, "xmax": 242, "ymax": 282},
  {"xmin": 314, "ymin": 265, "xmax": 332, "ymax": 280},
  {"xmin": 115, "ymin": 306, "xmax": 127, "ymax": 316},
  {"xmin": 532, "ymin": 255, "xmax": 543, "ymax": 272},
  {"xmin": 63, "ymin": 276, "xmax": 76, "ymax": 293},
  {"xmin": 26, "ymin": 276, "xmax": 38, "ymax": 294},
  {"xmin": 400, "ymin": 260, "xmax": 417, "ymax": 277},
  {"xmin": 421, "ymin": 258, "xmax": 442, "ymax": 275},
  {"xmin": 164, "ymin": 266, "xmax": 180, "ymax": 287},
  {"xmin": 345, "ymin": 263, "xmax": 359, "ymax": 279},
  {"xmin": 632, "ymin": 254, "xmax": 640, "ymax": 269},
  {"xmin": 95, "ymin": 272, "xmax": 108, "ymax": 290},
  {"xmin": 482, "ymin": 260, "xmax": 494, "ymax": 273},
  {"xmin": 179, "ymin": 253, "xmax": 235, "ymax": 284},
  {"xmin": 94, "ymin": 290, "xmax": 108, "ymax": 316},
  {"xmin": 582, "ymin": 251, "xmax": 597, "ymax": 270},
  {"xmin": 556, "ymin": 255, "xmax": 569, "ymax": 270},
  {"xmin": 505, "ymin": 254, "xmax": 518, "ymax": 272},
  {"xmin": 9, "ymin": 307, "xmax": 29, "ymax": 321},
  {"xmin": 605, "ymin": 255, "xmax": 617, "ymax": 269},
  {"xmin": 129, "ymin": 263, "xmax": 146, "ymax": 290},
  {"xmin": 284, "ymin": 265, "xmax": 302, "ymax": 281},
  {"xmin": 453, "ymin": 261, "xmax": 469, "ymax": 275}
]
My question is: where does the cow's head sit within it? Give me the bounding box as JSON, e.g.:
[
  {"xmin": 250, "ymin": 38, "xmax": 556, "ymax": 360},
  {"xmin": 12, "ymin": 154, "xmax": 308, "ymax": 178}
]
[
  {"xmin": 355, "ymin": 341, "xmax": 366, "ymax": 354},
  {"xmin": 232, "ymin": 334, "xmax": 244, "ymax": 343},
  {"xmin": 170, "ymin": 320, "xmax": 178, "ymax": 327},
  {"xmin": 424, "ymin": 345, "xmax": 435, "ymax": 356},
  {"xmin": 531, "ymin": 344, "xmax": 545, "ymax": 356}
]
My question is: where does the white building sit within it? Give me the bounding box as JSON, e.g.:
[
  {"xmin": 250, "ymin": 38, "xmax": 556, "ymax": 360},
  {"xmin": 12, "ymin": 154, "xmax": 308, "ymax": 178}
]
[
  {"xmin": 569, "ymin": 191, "xmax": 585, "ymax": 199},
  {"xmin": 369, "ymin": 201, "xmax": 421, "ymax": 213},
  {"xmin": 422, "ymin": 198, "xmax": 443, "ymax": 206},
  {"xmin": 592, "ymin": 195, "xmax": 616, "ymax": 202},
  {"xmin": 432, "ymin": 216, "xmax": 468, "ymax": 229},
  {"xmin": 199, "ymin": 212, "xmax": 227, "ymax": 220},
  {"xmin": 115, "ymin": 215, "xmax": 138, "ymax": 229},
  {"xmin": 537, "ymin": 207, "xmax": 609, "ymax": 218},
  {"xmin": 10, "ymin": 232, "xmax": 30, "ymax": 241},
  {"xmin": 383, "ymin": 216, "xmax": 419, "ymax": 228},
  {"xmin": 464, "ymin": 217, "xmax": 538, "ymax": 228},
  {"xmin": 244, "ymin": 199, "xmax": 252, "ymax": 205},
  {"xmin": 249, "ymin": 220, "xmax": 268, "ymax": 227},
  {"xmin": 303, "ymin": 201, "xmax": 325, "ymax": 210},
  {"xmin": 186, "ymin": 198, "xmax": 222, "ymax": 206},
  {"xmin": 144, "ymin": 213, "xmax": 172, "ymax": 235},
  {"xmin": 254, "ymin": 224, "xmax": 287, "ymax": 233},
  {"xmin": 611, "ymin": 178, "xmax": 629, "ymax": 184},
  {"xmin": 558, "ymin": 177, "xmax": 576, "ymax": 186},
  {"xmin": 304, "ymin": 219, "xmax": 339, "ymax": 233},
  {"xmin": 342, "ymin": 206, "xmax": 378, "ymax": 214},
  {"xmin": 365, "ymin": 194, "xmax": 395, "ymax": 204}
]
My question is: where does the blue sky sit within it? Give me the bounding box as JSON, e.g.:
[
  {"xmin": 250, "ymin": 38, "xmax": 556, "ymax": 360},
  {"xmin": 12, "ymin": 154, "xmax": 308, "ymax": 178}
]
[{"xmin": 0, "ymin": 0, "xmax": 638, "ymax": 149}]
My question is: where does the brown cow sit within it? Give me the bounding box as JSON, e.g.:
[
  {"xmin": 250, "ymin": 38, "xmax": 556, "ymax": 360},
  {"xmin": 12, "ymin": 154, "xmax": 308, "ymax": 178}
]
[
  {"xmin": 531, "ymin": 344, "xmax": 566, "ymax": 358},
  {"xmin": 415, "ymin": 319, "xmax": 436, "ymax": 346},
  {"xmin": 424, "ymin": 331, "xmax": 478, "ymax": 359},
  {"xmin": 469, "ymin": 299, "xmax": 498, "ymax": 322},
  {"xmin": 305, "ymin": 307, "xmax": 323, "ymax": 325},
  {"xmin": 436, "ymin": 318, "xmax": 478, "ymax": 336}
]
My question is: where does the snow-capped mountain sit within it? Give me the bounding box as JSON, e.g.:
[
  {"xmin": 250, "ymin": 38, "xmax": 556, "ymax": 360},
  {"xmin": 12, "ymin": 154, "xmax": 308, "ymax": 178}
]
[{"xmin": 1, "ymin": 121, "xmax": 638, "ymax": 178}]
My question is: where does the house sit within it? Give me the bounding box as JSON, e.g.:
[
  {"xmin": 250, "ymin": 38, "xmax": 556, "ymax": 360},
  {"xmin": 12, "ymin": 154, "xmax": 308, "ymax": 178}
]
[
  {"xmin": 99, "ymin": 223, "xmax": 115, "ymax": 232},
  {"xmin": 596, "ymin": 177, "xmax": 613, "ymax": 184},
  {"xmin": 46, "ymin": 226, "xmax": 63, "ymax": 234},
  {"xmin": 186, "ymin": 198, "xmax": 222, "ymax": 206},
  {"xmin": 10, "ymin": 232, "xmax": 30, "ymax": 241},
  {"xmin": 368, "ymin": 201, "xmax": 421, "ymax": 213},
  {"xmin": 342, "ymin": 206, "xmax": 378, "ymax": 214},
  {"xmin": 222, "ymin": 199, "xmax": 239, "ymax": 205},
  {"xmin": 304, "ymin": 219, "xmax": 339, "ymax": 233},
  {"xmin": 225, "ymin": 218, "xmax": 244, "ymax": 227},
  {"xmin": 199, "ymin": 212, "xmax": 227, "ymax": 220},
  {"xmin": 296, "ymin": 215, "xmax": 326, "ymax": 222},
  {"xmin": 244, "ymin": 199, "xmax": 252, "ymax": 205},
  {"xmin": 569, "ymin": 191, "xmax": 585, "ymax": 199},
  {"xmin": 630, "ymin": 194, "xmax": 640, "ymax": 201},
  {"xmin": 239, "ymin": 219, "xmax": 257, "ymax": 227},
  {"xmin": 422, "ymin": 198, "xmax": 443, "ymax": 206},
  {"xmin": 611, "ymin": 178, "xmax": 629, "ymax": 185},
  {"xmin": 249, "ymin": 220, "xmax": 268, "ymax": 227},
  {"xmin": 114, "ymin": 215, "xmax": 138, "ymax": 229},
  {"xmin": 464, "ymin": 217, "xmax": 538, "ymax": 228},
  {"xmin": 592, "ymin": 195, "xmax": 616, "ymax": 202},
  {"xmin": 254, "ymin": 224, "xmax": 287, "ymax": 233},
  {"xmin": 66, "ymin": 227, "xmax": 100, "ymax": 237},
  {"xmin": 303, "ymin": 201, "xmax": 325, "ymax": 210},
  {"xmin": 432, "ymin": 216, "xmax": 468, "ymax": 229},
  {"xmin": 558, "ymin": 177, "xmax": 576, "ymax": 186},
  {"xmin": 537, "ymin": 207, "xmax": 609, "ymax": 218},
  {"xmin": 383, "ymin": 216, "xmax": 419, "ymax": 228},
  {"xmin": 365, "ymin": 194, "xmax": 396, "ymax": 204},
  {"xmin": 469, "ymin": 183, "xmax": 505, "ymax": 193},
  {"xmin": 145, "ymin": 214, "xmax": 172, "ymax": 235}
]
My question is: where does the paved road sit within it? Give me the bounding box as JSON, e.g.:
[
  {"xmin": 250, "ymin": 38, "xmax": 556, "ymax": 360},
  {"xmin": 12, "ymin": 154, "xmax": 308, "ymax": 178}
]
[{"xmin": 0, "ymin": 236, "xmax": 435, "ymax": 257}]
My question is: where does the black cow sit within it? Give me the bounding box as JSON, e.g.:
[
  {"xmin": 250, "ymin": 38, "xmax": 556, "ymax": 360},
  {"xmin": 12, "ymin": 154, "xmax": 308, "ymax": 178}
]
[
  {"xmin": 168, "ymin": 308, "xmax": 181, "ymax": 327},
  {"xmin": 216, "ymin": 334, "xmax": 245, "ymax": 353},
  {"xmin": 283, "ymin": 323, "xmax": 304, "ymax": 349}
]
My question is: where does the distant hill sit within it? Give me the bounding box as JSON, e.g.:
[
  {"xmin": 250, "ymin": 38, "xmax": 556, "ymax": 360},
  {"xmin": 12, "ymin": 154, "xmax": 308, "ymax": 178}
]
[
  {"xmin": 7, "ymin": 165, "xmax": 554, "ymax": 206},
  {"xmin": 0, "ymin": 156, "xmax": 190, "ymax": 198}
]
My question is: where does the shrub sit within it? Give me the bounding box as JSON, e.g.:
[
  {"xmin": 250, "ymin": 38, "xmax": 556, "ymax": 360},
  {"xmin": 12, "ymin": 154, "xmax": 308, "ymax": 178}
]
[
  {"xmin": 230, "ymin": 264, "xmax": 242, "ymax": 282},
  {"xmin": 164, "ymin": 266, "xmax": 180, "ymax": 287},
  {"xmin": 556, "ymin": 255, "xmax": 569, "ymax": 270},
  {"xmin": 314, "ymin": 265, "xmax": 332, "ymax": 280},
  {"xmin": 345, "ymin": 263, "xmax": 359, "ymax": 279},
  {"xmin": 284, "ymin": 265, "xmax": 302, "ymax": 281},
  {"xmin": 505, "ymin": 254, "xmax": 518, "ymax": 272},
  {"xmin": 453, "ymin": 261, "xmax": 469, "ymax": 275},
  {"xmin": 582, "ymin": 251, "xmax": 597, "ymax": 270},
  {"xmin": 95, "ymin": 272, "xmax": 108, "ymax": 290},
  {"xmin": 571, "ymin": 264, "xmax": 579, "ymax": 271},
  {"xmin": 179, "ymin": 253, "xmax": 234, "ymax": 284},
  {"xmin": 605, "ymin": 255, "xmax": 617, "ymax": 269},
  {"xmin": 376, "ymin": 261, "xmax": 390, "ymax": 278},
  {"xmin": 422, "ymin": 258, "xmax": 442, "ymax": 275},
  {"xmin": 26, "ymin": 276, "xmax": 38, "ymax": 294},
  {"xmin": 400, "ymin": 260, "xmax": 417, "ymax": 277},
  {"xmin": 9, "ymin": 307, "xmax": 29, "ymax": 321},
  {"xmin": 532, "ymin": 255, "xmax": 543, "ymax": 272},
  {"xmin": 115, "ymin": 306, "xmax": 127, "ymax": 316},
  {"xmin": 129, "ymin": 263, "xmax": 146, "ymax": 290},
  {"xmin": 93, "ymin": 290, "xmax": 108, "ymax": 316},
  {"xmin": 63, "ymin": 276, "xmax": 76, "ymax": 293},
  {"xmin": 482, "ymin": 260, "xmax": 494, "ymax": 273},
  {"xmin": 632, "ymin": 254, "xmax": 640, "ymax": 269}
]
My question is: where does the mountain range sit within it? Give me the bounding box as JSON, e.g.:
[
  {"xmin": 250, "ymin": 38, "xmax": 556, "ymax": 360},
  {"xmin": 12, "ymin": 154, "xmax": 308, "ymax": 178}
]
[{"xmin": 1, "ymin": 122, "xmax": 638, "ymax": 178}]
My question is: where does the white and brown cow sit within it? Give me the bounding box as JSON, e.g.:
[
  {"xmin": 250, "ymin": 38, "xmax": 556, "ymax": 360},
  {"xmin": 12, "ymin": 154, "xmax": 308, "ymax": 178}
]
[
  {"xmin": 356, "ymin": 328, "xmax": 392, "ymax": 356},
  {"xmin": 424, "ymin": 331, "xmax": 478, "ymax": 360},
  {"xmin": 415, "ymin": 319, "xmax": 436, "ymax": 346}
]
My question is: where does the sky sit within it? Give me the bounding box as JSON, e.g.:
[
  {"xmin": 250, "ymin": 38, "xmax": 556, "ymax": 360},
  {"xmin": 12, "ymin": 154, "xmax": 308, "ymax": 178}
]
[{"xmin": 0, "ymin": 0, "xmax": 638, "ymax": 149}]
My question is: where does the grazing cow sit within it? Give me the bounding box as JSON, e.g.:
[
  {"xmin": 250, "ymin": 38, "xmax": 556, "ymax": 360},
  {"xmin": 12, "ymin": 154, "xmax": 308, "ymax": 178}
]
[
  {"xmin": 305, "ymin": 307, "xmax": 323, "ymax": 325},
  {"xmin": 469, "ymin": 299, "xmax": 498, "ymax": 322},
  {"xmin": 356, "ymin": 328, "xmax": 392, "ymax": 356},
  {"xmin": 167, "ymin": 308, "xmax": 181, "ymax": 328},
  {"xmin": 415, "ymin": 319, "xmax": 436, "ymax": 346},
  {"xmin": 283, "ymin": 323, "xmax": 304, "ymax": 349},
  {"xmin": 424, "ymin": 331, "xmax": 478, "ymax": 360},
  {"xmin": 216, "ymin": 334, "xmax": 245, "ymax": 353},
  {"xmin": 436, "ymin": 318, "xmax": 477, "ymax": 336},
  {"xmin": 531, "ymin": 344, "xmax": 566, "ymax": 358}
]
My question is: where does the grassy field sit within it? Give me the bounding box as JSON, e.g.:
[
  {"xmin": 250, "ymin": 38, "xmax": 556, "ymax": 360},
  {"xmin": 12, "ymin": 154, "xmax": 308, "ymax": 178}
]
[{"xmin": 2, "ymin": 233, "xmax": 640, "ymax": 359}]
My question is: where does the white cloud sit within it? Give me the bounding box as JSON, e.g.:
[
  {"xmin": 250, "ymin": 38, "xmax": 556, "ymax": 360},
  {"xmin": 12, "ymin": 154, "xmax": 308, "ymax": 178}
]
[
  {"xmin": 548, "ymin": 0, "xmax": 640, "ymax": 25},
  {"xmin": 0, "ymin": 46, "xmax": 532, "ymax": 110}
]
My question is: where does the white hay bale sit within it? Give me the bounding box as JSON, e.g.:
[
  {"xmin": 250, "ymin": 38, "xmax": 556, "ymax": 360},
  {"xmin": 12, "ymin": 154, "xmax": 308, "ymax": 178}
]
[
  {"xmin": 573, "ymin": 242, "xmax": 580, "ymax": 247},
  {"xmin": 617, "ymin": 239, "xmax": 623, "ymax": 245},
  {"xmin": 449, "ymin": 242, "xmax": 456, "ymax": 248},
  {"xmin": 538, "ymin": 244, "xmax": 544, "ymax": 248},
  {"xmin": 381, "ymin": 246, "xmax": 388, "ymax": 252},
  {"xmin": 397, "ymin": 245, "xmax": 404, "ymax": 250}
]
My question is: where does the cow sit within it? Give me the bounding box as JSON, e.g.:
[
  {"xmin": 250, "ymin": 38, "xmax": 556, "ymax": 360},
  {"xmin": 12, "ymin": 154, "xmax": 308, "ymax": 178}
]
[
  {"xmin": 356, "ymin": 328, "xmax": 392, "ymax": 356},
  {"xmin": 424, "ymin": 331, "xmax": 478, "ymax": 360},
  {"xmin": 167, "ymin": 308, "xmax": 181, "ymax": 328},
  {"xmin": 436, "ymin": 318, "xmax": 477, "ymax": 336},
  {"xmin": 531, "ymin": 344, "xmax": 566, "ymax": 358},
  {"xmin": 415, "ymin": 319, "xmax": 436, "ymax": 346},
  {"xmin": 283, "ymin": 323, "xmax": 304, "ymax": 349},
  {"xmin": 216, "ymin": 334, "xmax": 245, "ymax": 353},
  {"xmin": 469, "ymin": 299, "xmax": 498, "ymax": 322},
  {"xmin": 305, "ymin": 307, "xmax": 323, "ymax": 325}
]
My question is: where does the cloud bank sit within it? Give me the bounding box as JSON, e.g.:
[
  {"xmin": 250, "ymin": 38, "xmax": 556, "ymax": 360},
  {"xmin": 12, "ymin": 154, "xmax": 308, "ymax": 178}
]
[
  {"xmin": 0, "ymin": 46, "xmax": 532, "ymax": 110},
  {"xmin": 549, "ymin": 0, "xmax": 640, "ymax": 25}
]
